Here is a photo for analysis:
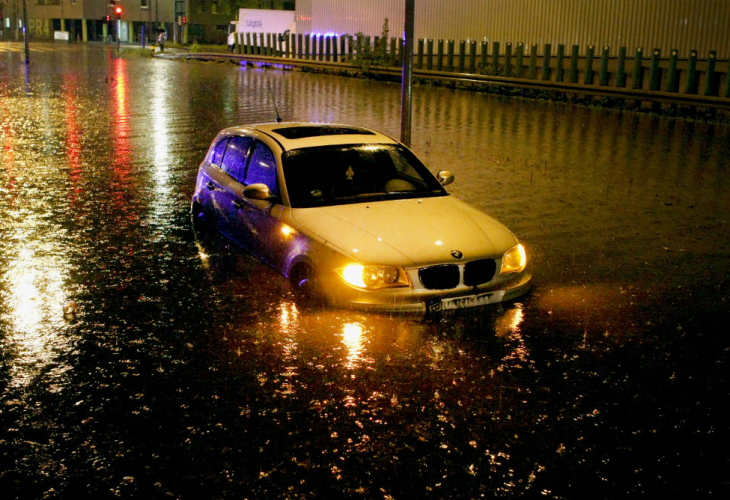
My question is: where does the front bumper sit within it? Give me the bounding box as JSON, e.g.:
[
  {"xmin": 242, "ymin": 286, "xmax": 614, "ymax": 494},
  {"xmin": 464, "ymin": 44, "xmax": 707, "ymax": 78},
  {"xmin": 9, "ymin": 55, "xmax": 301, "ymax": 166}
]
[{"xmin": 323, "ymin": 270, "xmax": 532, "ymax": 314}]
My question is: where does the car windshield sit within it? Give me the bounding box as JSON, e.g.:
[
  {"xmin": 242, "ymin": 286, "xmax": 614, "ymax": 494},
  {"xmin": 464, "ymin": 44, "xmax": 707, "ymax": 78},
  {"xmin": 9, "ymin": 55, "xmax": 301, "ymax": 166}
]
[{"xmin": 282, "ymin": 144, "xmax": 447, "ymax": 208}]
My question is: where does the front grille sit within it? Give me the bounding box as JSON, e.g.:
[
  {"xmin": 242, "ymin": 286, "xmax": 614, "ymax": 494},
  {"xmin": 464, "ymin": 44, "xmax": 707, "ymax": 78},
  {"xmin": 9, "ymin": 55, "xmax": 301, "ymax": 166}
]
[
  {"xmin": 419, "ymin": 259, "xmax": 498, "ymax": 290},
  {"xmin": 464, "ymin": 259, "xmax": 497, "ymax": 287},
  {"xmin": 419, "ymin": 265, "xmax": 460, "ymax": 290}
]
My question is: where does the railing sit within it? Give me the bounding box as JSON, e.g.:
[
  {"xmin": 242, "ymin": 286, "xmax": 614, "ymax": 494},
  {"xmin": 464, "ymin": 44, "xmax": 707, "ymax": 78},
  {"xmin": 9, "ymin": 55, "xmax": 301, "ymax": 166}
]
[{"xmin": 224, "ymin": 32, "xmax": 730, "ymax": 108}]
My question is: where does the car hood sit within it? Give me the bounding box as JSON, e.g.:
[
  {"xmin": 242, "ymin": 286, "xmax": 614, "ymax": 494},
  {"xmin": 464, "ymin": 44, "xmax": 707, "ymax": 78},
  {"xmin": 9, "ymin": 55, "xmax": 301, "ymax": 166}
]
[{"xmin": 290, "ymin": 196, "xmax": 518, "ymax": 266}]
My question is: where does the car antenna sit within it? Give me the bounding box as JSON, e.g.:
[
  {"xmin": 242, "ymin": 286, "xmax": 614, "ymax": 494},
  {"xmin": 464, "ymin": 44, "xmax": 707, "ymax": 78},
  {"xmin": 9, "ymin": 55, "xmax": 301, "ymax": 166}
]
[{"xmin": 268, "ymin": 82, "xmax": 283, "ymax": 123}]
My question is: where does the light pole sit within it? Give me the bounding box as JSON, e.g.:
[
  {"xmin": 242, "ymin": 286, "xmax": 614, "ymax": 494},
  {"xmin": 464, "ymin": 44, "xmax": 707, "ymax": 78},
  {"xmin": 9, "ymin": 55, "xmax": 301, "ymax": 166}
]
[
  {"xmin": 22, "ymin": 0, "xmax": 29, "ymax": 64},
  {"xmin": 400, "ymin": 0, "xmax": 415, "ymax": 147}
]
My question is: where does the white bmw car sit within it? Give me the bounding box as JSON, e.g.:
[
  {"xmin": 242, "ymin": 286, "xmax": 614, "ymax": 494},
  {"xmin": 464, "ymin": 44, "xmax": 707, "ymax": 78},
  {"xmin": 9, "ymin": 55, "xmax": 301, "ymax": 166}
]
[{"xmin": 191, "ymin": 122, "xmax": 531, "ymax": 313}]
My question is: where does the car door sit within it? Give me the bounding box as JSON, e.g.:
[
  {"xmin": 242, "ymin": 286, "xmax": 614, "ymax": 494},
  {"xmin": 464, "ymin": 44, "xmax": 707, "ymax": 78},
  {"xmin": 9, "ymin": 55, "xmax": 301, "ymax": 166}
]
[
  {"xmin": 196, "ymin": 137, "xmax": 229, "ymax": 216},
  {"xmin": 215, "ymin": 135, "xmax": 255, "ymax": 246},
  {"xmin": 235, "ymin": 140, "xmax": 289, "ymax": 271}
]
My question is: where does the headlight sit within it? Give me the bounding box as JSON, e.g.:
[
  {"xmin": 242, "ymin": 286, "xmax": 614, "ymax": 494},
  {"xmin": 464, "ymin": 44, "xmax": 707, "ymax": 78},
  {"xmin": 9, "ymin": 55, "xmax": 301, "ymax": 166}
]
[
  {"xmin": 500, "ymin": 244, "xmax": 527, "ymax": 274},
  {"xmin": 338, "ymin": 264, "xmax": 410, "ymax": 290}
]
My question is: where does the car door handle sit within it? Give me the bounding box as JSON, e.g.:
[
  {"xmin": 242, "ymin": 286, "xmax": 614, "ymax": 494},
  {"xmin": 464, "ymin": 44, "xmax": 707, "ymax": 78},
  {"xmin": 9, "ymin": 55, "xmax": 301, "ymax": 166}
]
[{"xmin": 206, "ymin": 182, "xmax": 215, "ymax": 191}]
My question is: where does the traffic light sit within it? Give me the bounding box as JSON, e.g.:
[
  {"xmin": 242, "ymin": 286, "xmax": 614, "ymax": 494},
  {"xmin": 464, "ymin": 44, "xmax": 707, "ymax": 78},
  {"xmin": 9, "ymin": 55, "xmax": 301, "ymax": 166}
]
[
  {"xmin": 115, "ymin": 6, "xmax": 122, "ymax": 19},
  {"xmin": 105, "ymin": 15, "xmax": 111, "ymax": 22},
  {"xmin": 182, "ymin": 16, "xmax": 187, "ymax": 25}
]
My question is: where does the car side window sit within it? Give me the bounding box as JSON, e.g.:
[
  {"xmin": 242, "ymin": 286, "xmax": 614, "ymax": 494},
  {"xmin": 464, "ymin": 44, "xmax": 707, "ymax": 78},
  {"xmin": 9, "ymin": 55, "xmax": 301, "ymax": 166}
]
[
  {"xmin": 245, "ymin": 142, "xmax": 278, "ymax": 195},
  {"xmin": 220, "ymin": 136, "xmax": 252, "ymax": 182},
  {"xmin": 210, "ymin": 138, "xmax": 228, "ymax": 166}
]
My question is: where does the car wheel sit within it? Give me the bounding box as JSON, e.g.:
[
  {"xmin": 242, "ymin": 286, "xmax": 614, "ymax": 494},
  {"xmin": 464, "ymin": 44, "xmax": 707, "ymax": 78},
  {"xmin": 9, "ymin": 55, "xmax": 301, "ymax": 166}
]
[
  {"xmin": 291, "ymin": 264, "xmax": 322, "ymax": 304},
  {"xmin": 191, "ymin": 202, "xmax": 216, "ymax": 239}
]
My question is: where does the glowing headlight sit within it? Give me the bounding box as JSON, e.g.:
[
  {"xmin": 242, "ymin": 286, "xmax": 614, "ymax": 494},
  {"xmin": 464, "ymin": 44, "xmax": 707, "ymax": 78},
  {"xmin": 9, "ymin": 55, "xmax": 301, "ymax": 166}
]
[
  {"xmin": 500, "ymin": 243, "xmax": 527, "ymax": 274},
  {"xmin": 338, "ymin": 264, "xmax": 410, "ymax": 290}
]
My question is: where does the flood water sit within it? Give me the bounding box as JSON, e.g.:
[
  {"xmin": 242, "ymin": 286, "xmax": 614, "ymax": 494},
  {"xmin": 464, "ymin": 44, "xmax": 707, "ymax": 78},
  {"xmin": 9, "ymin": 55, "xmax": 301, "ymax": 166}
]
[{"xmin": 1, "ymin": 43, "xmax": 729, "ymax": 498}]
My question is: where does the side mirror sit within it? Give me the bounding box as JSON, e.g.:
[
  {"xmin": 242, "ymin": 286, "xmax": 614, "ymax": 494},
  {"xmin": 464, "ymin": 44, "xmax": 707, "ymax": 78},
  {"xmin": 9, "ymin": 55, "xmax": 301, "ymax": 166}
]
[
  {"xmin": 437, "ymin": 170, "xmax": 455, "ymax": 187},
  {"xmin": 243, "ymin": 183, "xmax": 272, "ymax": 201}
]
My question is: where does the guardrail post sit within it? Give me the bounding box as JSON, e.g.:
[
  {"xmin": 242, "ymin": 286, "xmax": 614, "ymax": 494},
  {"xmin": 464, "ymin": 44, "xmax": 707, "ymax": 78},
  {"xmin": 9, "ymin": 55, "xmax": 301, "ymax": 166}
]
[
  {"xmin": 458, "ymin": 40, "xmax": 466, "ymax": 73},
  {"xmin": 284, "ymin": 33, "xmax": 290, "ymax": 57},
  {"xmin": 320, "ymin": 35, "xmax": 326, "ymax": 61},
  {"xmin": 569, "ymin": 45, "xmax": 579, "ymax": 83},
  {"xmin": 599, "ymin": 46, "xmax": 610, "ymax": 85},
  {"xmin": 649, "ymin": 48, "xmax": 661, "ymax": 90},
  {"xmin": 505, "ymin": 42, "xmax": 513, "ymax": 76},
  {"xmin": 333, "ymin": 35, "xmax": 339, "ymax": 62},
  {"xmin": 427, "ymin": 39, "xmax": 434, "ymax": 70},
  {"xmin": 234, "ymin": 32, "xmax": 241, "ymax": 54},
  {"xmin": 541, "ymin": 43, "xmax": 551, "ymax": 81},
  {"xmin": 437, "ymin": 39, "xmax": 444, "ymax": 71},
  {"xmin": 528, "ymin": 44, "xmax": 538, "ymax": 79},
  {"xmin": 556, "ymin": 44, "xmax": 565, "ymax": 82},
  {"xmin": 616, "ymin": 47, "xmax": 627, "ymax": 87},
  {"xmin": 666, "ymin": 49, "xmax": 678, "ymax": 91},
  {"xmin": 515, "ymin": 43, "xmax": 524, "ymax": 78},
  {"xmin": 325, "ymin": 35, "xmax": 331, "ymax": 62},
  {"xmin": 584, "ymin": 45, "xmax": 594, "ymax": 84},
  {"xmin": 686, "ymin": 50, "xmax": 698, "ymax": 94},
  {"xmin": 492, "ymin": 41, "xmax": 500, "ymax": 75},
  {"xmin": 417, "ymin": 39, "xmax": 424, "ymax": 69},
  {"xmin": 705, "ymin": 51, "xmax": 717, "ymax": 96},
  {"xmin": 447, "ymin": 40, "xmax": 455, "ymax": 72},
  {"xmin": 480, "ymin": 39, "xmax": 488, "ymax": 74},
  {"xmin": 632, "ymin": 48, "xmax": 644, "ymax": 89},
  {"xmin": 469, "ymin": 40, "xmax": 477, "ymax": 74},
  {"xmin": 297, "ymin": 34, "xmax": 303, "ymax": 59},
  {"xmin": 304, "ymin": 34, "xmax": 310, "ymax": 59}
]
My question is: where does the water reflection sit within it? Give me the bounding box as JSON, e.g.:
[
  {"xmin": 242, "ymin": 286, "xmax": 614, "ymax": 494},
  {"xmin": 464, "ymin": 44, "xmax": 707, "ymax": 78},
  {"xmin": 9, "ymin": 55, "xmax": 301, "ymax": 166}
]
[
  {"xmin": 0, "ymin": 45, "xmax": 728, "ymax": 497},
  {"xmin": 3, "ymin": 231, "xmax": 72, "ymax": 389}
]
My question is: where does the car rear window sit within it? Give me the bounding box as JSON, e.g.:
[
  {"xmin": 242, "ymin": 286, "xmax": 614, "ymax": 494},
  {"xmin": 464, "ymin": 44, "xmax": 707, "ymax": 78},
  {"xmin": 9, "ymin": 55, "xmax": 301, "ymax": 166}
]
[
  {"xmin": 282, "ymin": 144, "xmax": 446, "ymax": 208},
  {"xmin": 272, "ymin": 126, "xmax": 376, "ymax": 140}
]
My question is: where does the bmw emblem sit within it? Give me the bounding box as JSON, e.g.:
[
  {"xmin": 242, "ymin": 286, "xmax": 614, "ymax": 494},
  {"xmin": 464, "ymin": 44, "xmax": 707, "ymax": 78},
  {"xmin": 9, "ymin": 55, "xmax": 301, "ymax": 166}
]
[{"xmin": 451, "ymin": 250, "xmax": 463, "ymax": 260}]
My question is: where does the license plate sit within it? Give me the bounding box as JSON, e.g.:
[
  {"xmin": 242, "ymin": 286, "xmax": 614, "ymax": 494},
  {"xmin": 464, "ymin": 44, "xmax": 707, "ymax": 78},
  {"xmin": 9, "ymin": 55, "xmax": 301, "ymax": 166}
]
[{"xmin": 429, "ymin": 290, "xmax": 505, "ymax": 312}]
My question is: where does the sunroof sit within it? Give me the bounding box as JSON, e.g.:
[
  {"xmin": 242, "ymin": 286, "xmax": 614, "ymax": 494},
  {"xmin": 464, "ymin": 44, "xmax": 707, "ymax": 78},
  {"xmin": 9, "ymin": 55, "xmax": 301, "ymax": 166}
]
[{"xmin": 272, "ymin": 125, "xmax": 376, "ymax": 140}]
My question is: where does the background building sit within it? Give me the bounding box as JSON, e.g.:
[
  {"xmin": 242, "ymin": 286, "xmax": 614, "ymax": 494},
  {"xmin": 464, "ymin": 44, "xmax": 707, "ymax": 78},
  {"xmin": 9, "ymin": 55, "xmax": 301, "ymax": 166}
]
[
  {"xmin": 3, "ymin": 1, "xmax": 730, "ymax": 59},
  {"xmin": 296, "ymin": 0, "xmax": 730, "ymax": 59}
]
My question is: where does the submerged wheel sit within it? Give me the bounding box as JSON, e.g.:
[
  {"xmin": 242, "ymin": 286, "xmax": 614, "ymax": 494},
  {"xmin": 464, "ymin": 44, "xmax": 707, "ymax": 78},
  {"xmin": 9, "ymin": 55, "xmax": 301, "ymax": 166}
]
[
  {"xmin": 191, "ymin": 202, "xmax": 216, "ymax": 239},
  {"xmin": 291, "ymin": 264, "xmax": 321, "ymax": 304}
]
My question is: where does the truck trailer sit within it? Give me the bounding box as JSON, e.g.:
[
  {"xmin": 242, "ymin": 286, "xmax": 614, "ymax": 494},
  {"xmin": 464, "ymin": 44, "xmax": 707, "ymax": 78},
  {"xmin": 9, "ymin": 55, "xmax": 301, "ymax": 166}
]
[{"xmin": 228, "ymin": 9, "xmax": 296, "ymax": 50}]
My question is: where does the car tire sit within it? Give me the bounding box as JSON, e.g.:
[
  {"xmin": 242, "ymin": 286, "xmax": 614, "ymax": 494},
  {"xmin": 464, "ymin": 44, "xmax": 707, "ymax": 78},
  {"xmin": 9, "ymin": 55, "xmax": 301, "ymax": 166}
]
[
  {"xmin": 191, "ymin": 203, "xmax": 216, "ymax": 239},
  {"xmin": 291, "ymin": 264, "xmax": 323, "ymax": 305}
]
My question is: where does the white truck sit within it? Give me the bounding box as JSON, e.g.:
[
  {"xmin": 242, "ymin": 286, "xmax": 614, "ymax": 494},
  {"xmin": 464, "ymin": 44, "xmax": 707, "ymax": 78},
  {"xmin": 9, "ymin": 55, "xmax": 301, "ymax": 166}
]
[{"xmin": 227, "ymin": 9, "xmax": 296, "ymax": 50}]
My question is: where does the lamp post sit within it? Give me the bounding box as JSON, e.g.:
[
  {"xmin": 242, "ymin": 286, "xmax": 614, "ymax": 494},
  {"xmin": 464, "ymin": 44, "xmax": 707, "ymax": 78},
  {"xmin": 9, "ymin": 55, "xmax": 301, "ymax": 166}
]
[
  {"xmin": 400, "ymin": 0, "xmax": 415, "ymax": 147},
  {"xmin": 22, "ymin": 0, "xmax": 29, "ymax": 64}
]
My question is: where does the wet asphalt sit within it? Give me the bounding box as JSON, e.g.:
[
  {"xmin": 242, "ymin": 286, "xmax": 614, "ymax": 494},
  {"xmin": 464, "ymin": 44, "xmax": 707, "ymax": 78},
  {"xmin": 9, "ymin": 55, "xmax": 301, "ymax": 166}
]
[{"xmin": 1, "ymin": 43, "xmax": 729, "ymax": 498}]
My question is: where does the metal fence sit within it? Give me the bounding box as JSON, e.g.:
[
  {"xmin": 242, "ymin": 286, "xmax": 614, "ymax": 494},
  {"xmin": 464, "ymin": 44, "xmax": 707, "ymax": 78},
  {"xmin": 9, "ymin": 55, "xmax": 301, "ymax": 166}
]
[{"xmin": 231, "ymin": 32, "xmax": 730, "ymax": 101}]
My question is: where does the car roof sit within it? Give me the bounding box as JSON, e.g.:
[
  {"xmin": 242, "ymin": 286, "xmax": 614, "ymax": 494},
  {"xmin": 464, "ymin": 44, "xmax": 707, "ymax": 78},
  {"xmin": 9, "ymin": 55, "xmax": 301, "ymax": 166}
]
[{"xmin": 219, "ymin": 122, "xmax": 400, "ymax": 151}]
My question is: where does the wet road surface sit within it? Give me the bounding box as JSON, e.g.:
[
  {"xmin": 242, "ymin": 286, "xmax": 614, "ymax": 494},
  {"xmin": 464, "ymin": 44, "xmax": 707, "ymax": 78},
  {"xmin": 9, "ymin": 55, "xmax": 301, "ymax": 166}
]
[{"xmin": 1, "ymin": 43, "xmax": 729, "ymax": 498}]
